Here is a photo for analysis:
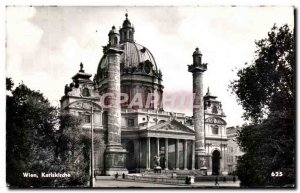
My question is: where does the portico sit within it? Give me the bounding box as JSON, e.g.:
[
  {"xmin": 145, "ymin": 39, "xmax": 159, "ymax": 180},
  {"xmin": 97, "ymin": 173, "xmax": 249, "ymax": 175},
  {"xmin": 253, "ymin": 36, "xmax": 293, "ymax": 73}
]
[{"xmin": 122, "ymin": 119, "xmax": 196, "ymax": 171}]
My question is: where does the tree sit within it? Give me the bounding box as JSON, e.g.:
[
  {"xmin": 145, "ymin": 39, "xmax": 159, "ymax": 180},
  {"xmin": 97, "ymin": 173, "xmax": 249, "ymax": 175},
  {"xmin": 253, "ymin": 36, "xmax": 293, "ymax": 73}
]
[
  {"xmin": 6, "ymin": 80, "xmax": 56, "ymax": 187},
  {"xmin": 50, "ymin": 113, "xmax": 91, "ymax": 187},
  {"xmin": 6, "ymin": 79, "xmax": 91, "ymax": 187},
  {"xmin": 230, "ymin": 24, "xmax": 295, "ymax": 187}
]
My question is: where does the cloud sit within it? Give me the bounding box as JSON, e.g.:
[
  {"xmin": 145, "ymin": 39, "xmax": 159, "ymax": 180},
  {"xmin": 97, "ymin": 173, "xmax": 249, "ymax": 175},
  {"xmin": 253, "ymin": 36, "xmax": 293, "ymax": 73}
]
[
  {"xmin": 6, "ymin": 7, "xmax": 44, "ymax": 87},
  {"xmin": 6, "ymin": 7, "xmax": 43, "ymax": 52}
]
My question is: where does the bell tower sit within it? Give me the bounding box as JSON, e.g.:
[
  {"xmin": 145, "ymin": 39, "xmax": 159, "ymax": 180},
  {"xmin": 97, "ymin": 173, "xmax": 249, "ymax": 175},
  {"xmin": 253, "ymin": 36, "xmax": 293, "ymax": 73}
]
[
  {"xmin": 108, "ymin": 26, "xmax": 120, "ymax": 47},
  {"xmin": 119, "ymin": 13, "xmax": 135, "ymax": 43}
]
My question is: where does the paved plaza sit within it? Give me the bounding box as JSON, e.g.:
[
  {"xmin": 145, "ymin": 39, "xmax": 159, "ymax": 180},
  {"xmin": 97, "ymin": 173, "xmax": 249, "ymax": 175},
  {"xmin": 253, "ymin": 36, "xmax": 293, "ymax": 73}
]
[{"xmin": 94, "ymin": 176, "xmax": 240, "ymax": 188}]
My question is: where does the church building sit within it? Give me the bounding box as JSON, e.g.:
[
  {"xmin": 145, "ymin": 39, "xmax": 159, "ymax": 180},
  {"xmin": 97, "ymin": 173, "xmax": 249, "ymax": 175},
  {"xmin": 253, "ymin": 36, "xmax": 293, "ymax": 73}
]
[{"xmin": 60, "ymin": 14, "xmax": 229, "ymax": 176}]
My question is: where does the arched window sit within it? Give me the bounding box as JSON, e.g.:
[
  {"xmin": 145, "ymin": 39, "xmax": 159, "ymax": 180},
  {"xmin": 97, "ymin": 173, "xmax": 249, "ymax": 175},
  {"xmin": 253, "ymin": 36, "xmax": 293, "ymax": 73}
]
[
  {"xmin": 212, "ymin": 126, "xmax": 219, "ymax": 135},
  {"xmin": 129, "ymin": 31, "xmax": 133, "ymax": 40},
  {"xmin": 144, "ymin": 89, "xmax": 152, "ymax": 109},
  {"xmin": 102, "ymin": 111, "xmax": 108, "ymax": 127},
  {"xmin": 114, "ymin": 36, "xmax": 118, "ymax": 45},
  {"xmin": 124, "ymin": 31, "xmax": 128, "ymax": 40},
  {"xmin": 212, "ymin": 105, "xmax": 218, "ymax": 114},
  {"xmin": 82, "ymin": 88, "xmax": 90, "ymax": 97},
  {"xmin": 122, "ymin": 31, "xmax": 126, "ymax": 41},
  {"xmin": 126, "ymin": 31, "xmax": 129, "ymax": 39}
]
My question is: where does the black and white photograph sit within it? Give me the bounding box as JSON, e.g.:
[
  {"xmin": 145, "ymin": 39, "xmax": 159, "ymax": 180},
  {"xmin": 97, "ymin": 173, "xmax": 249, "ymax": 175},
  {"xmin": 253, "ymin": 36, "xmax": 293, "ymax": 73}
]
[{"xmin": 5, "ymin": 5, "xmax": 295, "ymax": 188}]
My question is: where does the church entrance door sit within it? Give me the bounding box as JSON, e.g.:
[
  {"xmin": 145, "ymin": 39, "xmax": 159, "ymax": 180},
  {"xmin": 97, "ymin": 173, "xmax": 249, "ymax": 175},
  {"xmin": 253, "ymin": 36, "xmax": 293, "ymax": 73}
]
[
  {"xmin": 212, "ymin": 150, "xmax": 220, "ymax": 175},
  {"xmin": 125, "ymin": 141, "xmax": 135, "ymax": 172}
]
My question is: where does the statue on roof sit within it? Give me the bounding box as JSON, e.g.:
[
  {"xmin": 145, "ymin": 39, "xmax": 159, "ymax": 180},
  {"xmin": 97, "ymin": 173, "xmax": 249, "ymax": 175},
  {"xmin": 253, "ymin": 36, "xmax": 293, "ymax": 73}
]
[
  {"xmin": 79, "ymin": 62, "xmax": 85, "ymax": 73},
  {"xmin": 207, "ymin": 87, "xmax": 211, "ymax": 95}
]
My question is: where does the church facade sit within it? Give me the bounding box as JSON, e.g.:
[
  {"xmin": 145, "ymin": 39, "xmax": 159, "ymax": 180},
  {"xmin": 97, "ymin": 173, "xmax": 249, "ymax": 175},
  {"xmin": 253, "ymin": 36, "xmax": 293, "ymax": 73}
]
[{"xmin": 60, "ymin": 14, "xmax": 229, "ymax": 176}]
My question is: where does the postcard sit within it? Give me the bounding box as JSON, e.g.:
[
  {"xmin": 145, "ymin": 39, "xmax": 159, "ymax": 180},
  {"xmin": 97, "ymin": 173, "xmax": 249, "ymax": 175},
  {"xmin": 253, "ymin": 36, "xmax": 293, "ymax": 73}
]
[{"xmin": 5, "ymin": 6, "xmax": 295, "ymax": 188}]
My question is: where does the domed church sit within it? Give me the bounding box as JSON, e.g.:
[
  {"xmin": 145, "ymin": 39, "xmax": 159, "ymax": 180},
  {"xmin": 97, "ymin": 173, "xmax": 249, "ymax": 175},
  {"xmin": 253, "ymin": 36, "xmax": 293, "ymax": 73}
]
[{"xmin": 60, "ymin": 13, "xmax": 229, "ymax": 176}]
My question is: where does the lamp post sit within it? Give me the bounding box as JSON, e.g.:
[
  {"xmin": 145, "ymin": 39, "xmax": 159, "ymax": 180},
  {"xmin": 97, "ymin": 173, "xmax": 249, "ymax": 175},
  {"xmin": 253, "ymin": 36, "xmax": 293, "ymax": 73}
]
[
  {"xmin": 83, "ymin": 100, "xmax": 95, "ymax": 187},
  {"xmin": 90, "ymin": 103, "xmax": 95, "ymax": 187},
  {"xmin": 220, "ymin": 126, "xmax": 223, "ymax": 175}
]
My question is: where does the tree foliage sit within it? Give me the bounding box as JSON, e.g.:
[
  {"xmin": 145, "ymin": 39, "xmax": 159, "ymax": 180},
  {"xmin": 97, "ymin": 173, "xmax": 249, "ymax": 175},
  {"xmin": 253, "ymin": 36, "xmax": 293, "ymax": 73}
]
[
  {"xmin": 231, "ymin": 24, "xmax": 295, "ymax": 122},
  {"xmin": 6, "ymin": 79, "xmax": 91, "ymax": 188},
  {"xmin": 230, "ymin": 24, "xmax": 295, "ymax": 187}
]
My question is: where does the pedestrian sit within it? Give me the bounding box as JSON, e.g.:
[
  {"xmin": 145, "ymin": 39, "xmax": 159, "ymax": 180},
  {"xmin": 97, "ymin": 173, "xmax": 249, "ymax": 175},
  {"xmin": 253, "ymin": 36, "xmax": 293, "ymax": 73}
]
[
  {"xmin": 185, "ymin": 176, "xmax": 189, "ymax": 184},
  {"xmin": 215, "ymin": 176, "xmax": 219, "ymax": 186},
  {"xmin": 115, "ymin": 172, "xmax": 119, "ymax": 179},
  {"xmin": 223, "ymin": 176, "xmax": 226, "ymax": 183},
  {"xmin": 233, "ymin": 176, "xmax": 236, "ymax": 183},
  {"xmin": 122, "ymin": 173, "xmax": 125, "ymax": 179}
]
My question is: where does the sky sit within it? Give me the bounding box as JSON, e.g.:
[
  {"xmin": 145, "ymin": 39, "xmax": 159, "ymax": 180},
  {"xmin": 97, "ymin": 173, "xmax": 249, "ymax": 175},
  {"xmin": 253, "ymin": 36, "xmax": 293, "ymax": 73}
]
[{"xmin": 6, "ymin": 6, "xmax": 294, "ymax": 127}]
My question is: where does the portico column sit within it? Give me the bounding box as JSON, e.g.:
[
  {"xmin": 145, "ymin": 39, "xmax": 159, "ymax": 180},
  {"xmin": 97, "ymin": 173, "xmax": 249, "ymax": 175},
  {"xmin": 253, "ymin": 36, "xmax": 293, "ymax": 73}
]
[
  {"xmin": 156, "ymin": 138, "xmax": 160, "ymax": 156},
  {"xmin": 183, "ymin": 140, "xmax": 188, "ymax": 170},
  {"xmin": 192, "ymin": 140, "xmax": 195, "ymax": 170},
  {"xmin": 165, "ymin": 138, "xmax": 169, "ymax": 170},
  {"xmin": 175, "ymin": 139, "xmax": 179, "ymax": 170},
  {"xmin": 146, "ymin": 137, "xmax": 150, "ymax": 170}
]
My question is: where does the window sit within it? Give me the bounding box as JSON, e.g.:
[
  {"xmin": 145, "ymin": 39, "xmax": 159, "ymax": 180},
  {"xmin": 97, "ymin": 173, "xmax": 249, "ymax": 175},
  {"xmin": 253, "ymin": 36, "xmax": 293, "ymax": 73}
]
[
  {"xmin": 129, "ymin": 31, "xmax": 133, "ymax": 40},
  {"xmin": 212, "ymin": 126, "xmax": 219, "ymax": 134},
  {"xmin": 83, "ymin": 115, "xmax": 91, "ymax": 123},
  {"xmin": 114, "ymin": 37, "xmax": 118, "ymax": 45},
  {"xmin": 78, "ymin": 112, "xmax": 91, "ymax": 123},
  {"xmin": 128, "ymin": 118, "xmax": 134, "ymax": 127},
  {"xmin": 102, "ymin": 112, "xmax": 108, "ymax": 127},
  {"xmin": 212, "ymin": 105, "xmax": 218, "ymax": 114},
  {"xmin": 84, "ymin": 115, "xmax": 91, "ymax": 123},
  {"xmin": 82, "ymin": 88, "xmax": 90, "ymax": 97},
  {"xmin": 144, "ymin": 89, "xmax": 152, "ymax": 108}
]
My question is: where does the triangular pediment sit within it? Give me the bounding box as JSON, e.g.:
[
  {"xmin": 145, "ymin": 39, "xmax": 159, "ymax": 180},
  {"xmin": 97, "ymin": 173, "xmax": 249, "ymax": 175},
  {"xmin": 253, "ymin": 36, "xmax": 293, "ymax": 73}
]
[
  {"xmin": 67, "ymin": 100, "xmax": 102, "ymax": 111},
  {"xmin": 147, "ymin": 119, "xmax": 195, "ymax": 134}
]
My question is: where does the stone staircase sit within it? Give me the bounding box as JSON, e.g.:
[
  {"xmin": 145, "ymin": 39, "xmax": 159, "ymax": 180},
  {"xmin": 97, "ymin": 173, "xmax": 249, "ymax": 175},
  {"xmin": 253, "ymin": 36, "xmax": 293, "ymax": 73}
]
[
  {"xmin": 139, "ymin": 169, "xmax": 238, "ymax": 182},
  {"xmin": 141, "ymin": 169, "xmax": 203, "ymax": 176}
]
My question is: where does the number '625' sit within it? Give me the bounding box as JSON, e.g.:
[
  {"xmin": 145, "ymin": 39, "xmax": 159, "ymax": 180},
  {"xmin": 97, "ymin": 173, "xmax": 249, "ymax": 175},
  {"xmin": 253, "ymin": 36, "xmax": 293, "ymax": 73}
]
[{"xmin": 271, "ymin": 172, "xmax": 283, "ymax": 177}]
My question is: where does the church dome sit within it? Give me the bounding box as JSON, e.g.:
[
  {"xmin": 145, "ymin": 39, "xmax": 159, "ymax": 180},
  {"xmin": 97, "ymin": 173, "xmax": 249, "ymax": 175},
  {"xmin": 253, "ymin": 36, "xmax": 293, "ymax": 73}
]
[
  {"xmin": 94, "ymin": 13, "xmax": 164, "ymax": 110},
  {"xmin": 97, "ymin": 41, "xmax": 158, "ymax": 75}
]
